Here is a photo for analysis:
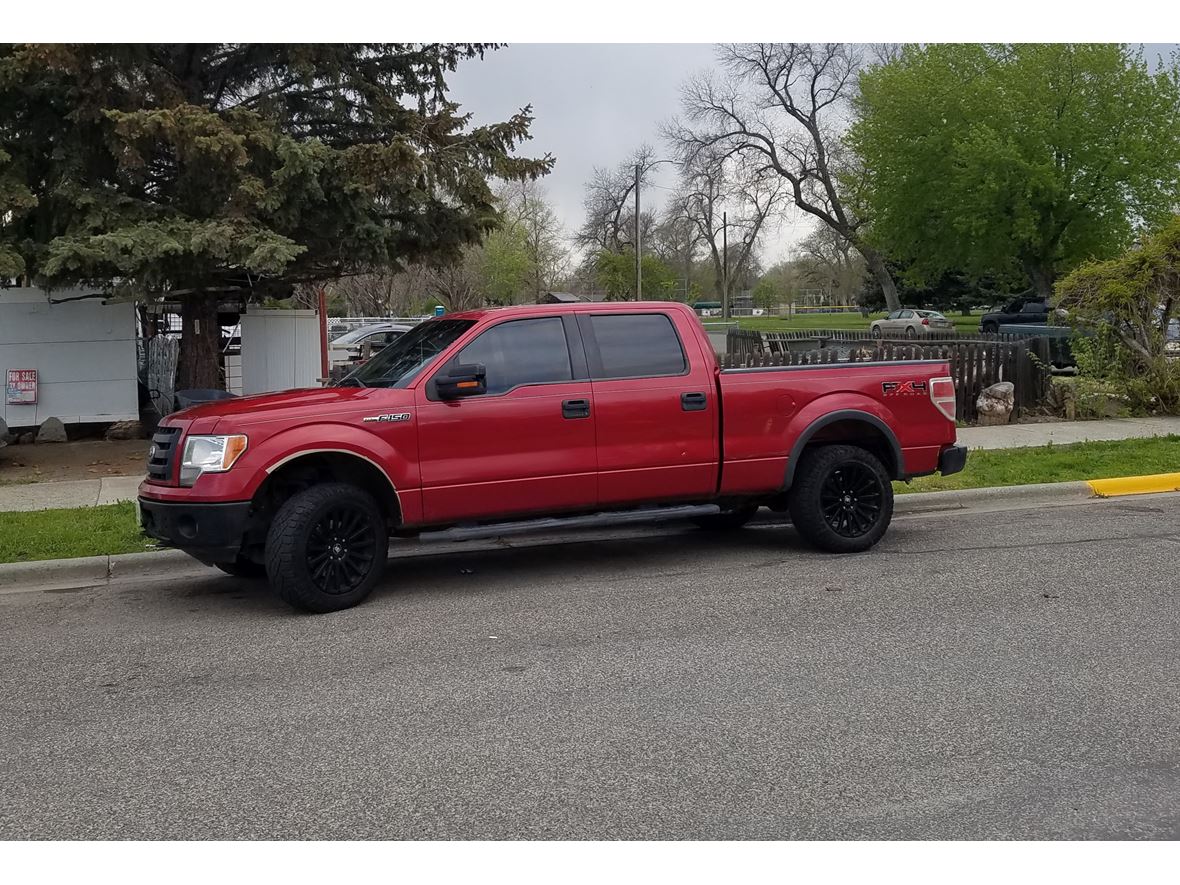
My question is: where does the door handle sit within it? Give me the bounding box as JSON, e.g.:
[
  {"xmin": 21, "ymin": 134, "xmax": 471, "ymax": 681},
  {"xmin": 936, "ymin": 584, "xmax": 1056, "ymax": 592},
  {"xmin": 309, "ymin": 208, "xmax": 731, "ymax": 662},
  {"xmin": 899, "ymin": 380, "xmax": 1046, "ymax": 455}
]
[
  {"xmin": 681, "ymin": 391, "xmax": 707, "ymax": 412},
  {"xmin": 562, "ymin": 398, "xmax": 591, "ymax": 419}
]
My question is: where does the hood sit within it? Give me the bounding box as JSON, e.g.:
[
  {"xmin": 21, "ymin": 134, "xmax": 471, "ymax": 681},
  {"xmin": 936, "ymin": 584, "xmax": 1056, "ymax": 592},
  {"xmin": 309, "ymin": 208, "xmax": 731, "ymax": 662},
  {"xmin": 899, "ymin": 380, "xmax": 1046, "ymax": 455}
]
[{"xmin": 171, "ymin": 385, "xmax": 415, "ymax": 427}]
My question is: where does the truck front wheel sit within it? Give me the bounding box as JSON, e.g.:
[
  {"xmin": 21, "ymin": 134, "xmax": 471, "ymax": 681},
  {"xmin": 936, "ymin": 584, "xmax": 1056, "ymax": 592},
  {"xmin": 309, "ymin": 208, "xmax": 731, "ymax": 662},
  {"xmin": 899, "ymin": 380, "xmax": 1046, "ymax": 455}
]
[
  {"xmin": 265, "ymin": 483, "xmax": 389, "ymax": 613},
  {"xmin": 788, "ymin": 444, "xmax": 893, "ymax": 553}
]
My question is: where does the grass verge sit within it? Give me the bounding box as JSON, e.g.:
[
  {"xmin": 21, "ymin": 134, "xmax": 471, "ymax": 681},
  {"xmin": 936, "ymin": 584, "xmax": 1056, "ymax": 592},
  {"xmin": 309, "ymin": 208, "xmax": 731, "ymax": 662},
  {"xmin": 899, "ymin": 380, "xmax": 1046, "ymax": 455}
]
[
  {"xmin": 897, "ymin": 435, "xmax": 1180, "ymax": 494},
  {"xmin": 0, "ymin": 501, "xmax": 154, "ymax": 564}
]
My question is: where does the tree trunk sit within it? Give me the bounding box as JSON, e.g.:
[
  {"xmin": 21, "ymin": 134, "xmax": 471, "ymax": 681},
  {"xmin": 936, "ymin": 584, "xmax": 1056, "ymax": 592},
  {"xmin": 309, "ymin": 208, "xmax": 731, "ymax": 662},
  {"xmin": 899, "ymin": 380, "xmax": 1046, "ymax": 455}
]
[
  {"xmin": 860, "ymin": 245, "xmax": 901, "ymax": 312},
  {"xmin": 176, "ymin": 293, "xmax": 222, "ymax": 392},
  {"xmin": 1023, "ymin": 257, "xmax": 1056, "ymax": 300}
]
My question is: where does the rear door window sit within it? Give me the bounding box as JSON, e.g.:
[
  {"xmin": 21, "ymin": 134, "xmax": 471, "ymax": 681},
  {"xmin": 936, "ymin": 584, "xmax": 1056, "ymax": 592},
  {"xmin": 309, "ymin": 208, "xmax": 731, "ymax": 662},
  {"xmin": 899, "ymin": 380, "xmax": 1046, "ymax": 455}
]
[{"xmin": 587, "ymin": 314, "xmax": 687, "ymax": 379}]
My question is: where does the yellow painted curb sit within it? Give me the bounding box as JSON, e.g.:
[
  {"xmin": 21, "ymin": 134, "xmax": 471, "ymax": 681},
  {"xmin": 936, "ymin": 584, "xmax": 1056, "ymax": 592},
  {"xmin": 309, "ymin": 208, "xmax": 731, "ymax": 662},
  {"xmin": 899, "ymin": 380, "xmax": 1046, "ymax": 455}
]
[{"xmin": 1087, "ymin": 472, "xmax": 1180, "ymax": 498}]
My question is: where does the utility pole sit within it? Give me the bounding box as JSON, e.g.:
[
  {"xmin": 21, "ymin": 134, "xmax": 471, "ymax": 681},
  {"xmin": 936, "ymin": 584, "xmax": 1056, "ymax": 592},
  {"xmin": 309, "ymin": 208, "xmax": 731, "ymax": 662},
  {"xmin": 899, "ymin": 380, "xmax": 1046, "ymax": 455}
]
[
  {"xmin": 722, "ymin": 210, "xmax": 729, "ymax": 320},
  {"xmin": 634, "ymin": 163, "xmax": 641, "ymax": 300}
]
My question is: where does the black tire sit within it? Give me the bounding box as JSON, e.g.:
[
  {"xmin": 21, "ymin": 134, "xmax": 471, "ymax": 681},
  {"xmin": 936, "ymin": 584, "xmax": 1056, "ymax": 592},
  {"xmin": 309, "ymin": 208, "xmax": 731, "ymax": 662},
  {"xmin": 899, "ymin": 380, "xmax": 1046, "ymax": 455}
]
[
  {"xmin": 982, "ymin": 321, "xmax": 999, "ymax": 334},
  {"xmin": 871, "ymin": 325, "xmax": 883, "ymax": 338},
  {"xmin": 265, "ymin": 482, "xmax": 388, "ymax": 613},
  {"xmin": 904, "ymin": 325, "xmax": 917, "ymax": 339},
  {"xmin": 691, "ymin": 505, "xmax": 758, "ymax": 531},
  {"xmin": 788, "ymin": 444, "xmax": 894, "ymax": 553},
  {"xmin": 216, "ymin": 556, "xmax": 267, "ymax": 579}
]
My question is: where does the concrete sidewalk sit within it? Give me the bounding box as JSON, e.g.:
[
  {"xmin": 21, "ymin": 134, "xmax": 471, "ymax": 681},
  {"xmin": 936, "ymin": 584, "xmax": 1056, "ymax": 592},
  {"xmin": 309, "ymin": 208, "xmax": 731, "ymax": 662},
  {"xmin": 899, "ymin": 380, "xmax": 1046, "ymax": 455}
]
[
  {"xmin": 1, "ymin": 415, "xmax": 1178, "ymax": 514},
  {"xmin": 956, "ymin": 415, "xmax": 1180, "ymax": 450},
  {"xmin": 0, "ymin": 475, "xmax": 142, "ymax": 513}
]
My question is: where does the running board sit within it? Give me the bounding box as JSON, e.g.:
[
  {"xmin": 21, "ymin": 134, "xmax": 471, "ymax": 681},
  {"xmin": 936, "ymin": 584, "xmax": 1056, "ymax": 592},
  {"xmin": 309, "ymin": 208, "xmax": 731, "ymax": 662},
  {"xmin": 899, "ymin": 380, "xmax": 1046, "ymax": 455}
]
[{"xmin": 409, "ymin": 504, "xmax": 722, "ymax": 544}]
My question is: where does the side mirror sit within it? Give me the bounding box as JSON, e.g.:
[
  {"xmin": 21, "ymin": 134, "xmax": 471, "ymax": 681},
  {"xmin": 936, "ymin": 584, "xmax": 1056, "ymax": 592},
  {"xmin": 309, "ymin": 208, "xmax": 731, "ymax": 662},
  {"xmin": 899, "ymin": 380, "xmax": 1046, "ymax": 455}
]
[{"xmin": 436, "ymin": 363, "xmax": 487, "ymax": 399}]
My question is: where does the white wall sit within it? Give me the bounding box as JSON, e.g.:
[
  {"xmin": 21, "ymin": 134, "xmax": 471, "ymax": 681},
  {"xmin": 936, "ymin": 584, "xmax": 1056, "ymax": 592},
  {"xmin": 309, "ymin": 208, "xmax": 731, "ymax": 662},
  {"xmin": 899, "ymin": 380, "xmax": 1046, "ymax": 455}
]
[
  {"xmin": 240, "ymin": 309, "xmax": 321, "ymax": 395},
  {"xmin": 0, "ymin": 288, "xmax": 138, "ymax": 428}
]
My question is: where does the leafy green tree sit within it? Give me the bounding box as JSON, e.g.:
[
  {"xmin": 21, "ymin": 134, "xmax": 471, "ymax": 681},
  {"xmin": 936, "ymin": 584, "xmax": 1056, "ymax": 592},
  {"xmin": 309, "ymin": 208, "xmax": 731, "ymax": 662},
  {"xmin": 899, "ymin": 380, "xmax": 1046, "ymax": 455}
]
[
  {"xmin": 1055, "ymin": 215, "xmax": 1180, "ymax": 412},
  {"xmin": 478, "ymin": 223, "xmax": 532, "ymax": 305},
  {"xmin": 0, "ymin": 44, "xmax": 551, "ymax": 389},
  {"xmin": 593, "ymin": 249, "xmax": 677, "ymax": 300},
  {"xmin": 852, "ymin": 43, "xmax": 1180, "ymax": 300}
]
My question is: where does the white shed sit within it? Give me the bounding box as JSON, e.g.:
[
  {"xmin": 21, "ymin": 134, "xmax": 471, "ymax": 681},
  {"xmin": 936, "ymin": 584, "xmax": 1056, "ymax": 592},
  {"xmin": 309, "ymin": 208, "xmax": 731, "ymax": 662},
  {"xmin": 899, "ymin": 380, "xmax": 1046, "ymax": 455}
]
[{"xmin": 0, "ymin": 288, "xmax": 138, "ymax": 428}]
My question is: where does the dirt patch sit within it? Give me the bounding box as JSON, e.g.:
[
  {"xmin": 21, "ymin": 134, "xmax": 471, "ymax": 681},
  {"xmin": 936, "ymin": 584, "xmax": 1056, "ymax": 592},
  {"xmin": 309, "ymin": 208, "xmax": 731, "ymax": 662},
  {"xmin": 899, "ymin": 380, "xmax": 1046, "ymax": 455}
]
[{"xmin": 0, "ymin": 438, "xmax": 149, "ymax": 484}]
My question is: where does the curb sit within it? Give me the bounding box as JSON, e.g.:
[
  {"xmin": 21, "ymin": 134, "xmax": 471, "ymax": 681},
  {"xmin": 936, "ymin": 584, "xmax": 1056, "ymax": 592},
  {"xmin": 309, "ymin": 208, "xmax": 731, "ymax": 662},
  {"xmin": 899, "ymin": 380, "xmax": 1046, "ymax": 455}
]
[
  {"xmin": 0, "ymin": 477, "xmax": 1176, "ymax": 596},
  {"xmin": 894, "ymin": 480, "xmax": 1096, "ymax": 514},
  {"xmin": 0, "ymin": 548, "xmax": 205, "ymax": 595},
  {"xmin": 1087, "ymin": 472, "xmax": 1180, "ymax": 498}
]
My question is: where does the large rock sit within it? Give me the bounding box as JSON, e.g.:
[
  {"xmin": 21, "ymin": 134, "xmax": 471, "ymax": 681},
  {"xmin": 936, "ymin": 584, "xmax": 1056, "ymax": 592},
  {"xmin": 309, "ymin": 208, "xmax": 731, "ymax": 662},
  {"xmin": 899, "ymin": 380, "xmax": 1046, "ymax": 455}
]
[
  {"xmin": 976, "ymin": 381, "xmax": 1015, "ymax": 426},
  {"xmin": 18, "ymin": 431, "xmax": 35, "ymax": 445},
  {"xmin": 0, "ymin": 416, "xmax": 7, "ymax": 449},
  {"xmin": 35, "ymin": 417, "xmax": 69, "ymax": 443},
  {"xmin": 104, "ymin": 419, "xmax": 145, "ymax": 441}
]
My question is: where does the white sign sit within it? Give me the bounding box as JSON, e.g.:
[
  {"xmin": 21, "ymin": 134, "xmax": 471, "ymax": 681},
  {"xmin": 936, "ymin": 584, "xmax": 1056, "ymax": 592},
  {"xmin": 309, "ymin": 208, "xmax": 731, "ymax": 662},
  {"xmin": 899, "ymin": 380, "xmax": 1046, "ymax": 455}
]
[{"xmin": 6, "ymin": 368, "xmax": 37, "ymax": 405}]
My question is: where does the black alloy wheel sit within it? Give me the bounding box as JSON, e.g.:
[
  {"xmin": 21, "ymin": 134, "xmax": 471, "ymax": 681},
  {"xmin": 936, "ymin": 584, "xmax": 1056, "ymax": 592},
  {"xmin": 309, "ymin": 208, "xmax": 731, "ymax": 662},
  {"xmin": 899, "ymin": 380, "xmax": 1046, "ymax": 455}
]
[
  {"xmin": 787, "ymin": 444, "xmax": 894, "ymax": 553},
  {"xmin": 305, "ymin": 504, "xmax": 379, "ymax": 595},
  {"xmin": 266, "ymin": 482, "xmax": 389, "ymax": 613},
  {"xmin": 818, "ymin": 460, "xmax": 885, "ymax": 538}
]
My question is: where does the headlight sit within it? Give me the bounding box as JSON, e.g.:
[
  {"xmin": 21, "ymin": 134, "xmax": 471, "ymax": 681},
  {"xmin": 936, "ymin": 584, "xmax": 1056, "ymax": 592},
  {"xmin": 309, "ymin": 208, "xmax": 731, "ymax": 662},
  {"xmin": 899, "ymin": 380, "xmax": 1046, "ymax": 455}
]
[{"xmin": 179, "ymin": 435, "xmax": 248, "ymax": 486}]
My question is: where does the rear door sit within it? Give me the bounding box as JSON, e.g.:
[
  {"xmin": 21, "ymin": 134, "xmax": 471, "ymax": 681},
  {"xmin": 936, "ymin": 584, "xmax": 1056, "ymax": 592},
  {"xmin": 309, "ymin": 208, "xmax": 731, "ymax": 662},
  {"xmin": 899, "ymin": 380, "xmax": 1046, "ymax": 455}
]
[
  {"xmin": 415, "ymin": 315, "xmax": 597, "ymax": 523},
  {"xmin": 579, "ymin": 311, "xmax": 718, "ymax": 506}
]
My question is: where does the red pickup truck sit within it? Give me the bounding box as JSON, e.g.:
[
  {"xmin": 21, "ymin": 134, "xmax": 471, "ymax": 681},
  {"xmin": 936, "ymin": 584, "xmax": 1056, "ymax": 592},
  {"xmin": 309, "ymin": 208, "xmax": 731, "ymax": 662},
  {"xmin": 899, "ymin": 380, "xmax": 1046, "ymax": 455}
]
[{"xmin": 138, "ymin": 302, "xmax": 965, "ymax": 612}]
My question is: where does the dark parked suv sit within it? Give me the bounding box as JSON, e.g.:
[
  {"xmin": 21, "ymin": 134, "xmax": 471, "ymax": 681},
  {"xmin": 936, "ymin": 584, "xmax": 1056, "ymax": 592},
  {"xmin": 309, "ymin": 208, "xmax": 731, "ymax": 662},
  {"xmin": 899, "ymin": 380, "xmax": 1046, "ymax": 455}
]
[{"xmin": 979, "ymin": 297, "xmax": 1050, "ymax": 333}]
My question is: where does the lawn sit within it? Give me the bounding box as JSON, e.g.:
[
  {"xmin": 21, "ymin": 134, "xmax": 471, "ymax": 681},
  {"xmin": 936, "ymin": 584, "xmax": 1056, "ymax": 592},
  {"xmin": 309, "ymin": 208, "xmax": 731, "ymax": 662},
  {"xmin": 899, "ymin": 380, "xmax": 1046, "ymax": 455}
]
[
  {"xmin": 730, "ymin": 312, "xmax": 983, "ymax": 334},
  {"xmin": 896, "ymin": 435, "xmax": 1180, "ymax": 494},
  {"xmin": 0, "ymin": 501, "xmax": 153, "ymax": 564}
]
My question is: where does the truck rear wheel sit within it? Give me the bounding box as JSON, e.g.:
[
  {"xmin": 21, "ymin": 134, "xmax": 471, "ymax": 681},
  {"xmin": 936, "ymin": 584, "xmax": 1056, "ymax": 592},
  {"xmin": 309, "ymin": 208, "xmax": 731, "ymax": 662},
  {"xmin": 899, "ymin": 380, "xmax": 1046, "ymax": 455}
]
[
  {"xmin": 265, "ymin": 482, "xmax": 388, "ymax": 613},
  {"xmin": 788, "ymin": 444, "xmax": 893, "ymax": 553}
]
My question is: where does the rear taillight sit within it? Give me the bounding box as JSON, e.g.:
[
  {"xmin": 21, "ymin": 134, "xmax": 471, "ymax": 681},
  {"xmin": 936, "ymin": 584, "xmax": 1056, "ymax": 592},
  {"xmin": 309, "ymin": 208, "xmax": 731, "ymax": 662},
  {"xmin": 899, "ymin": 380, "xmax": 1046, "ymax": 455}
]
[
  {"xmin": 930, "ymin": 376, "xmax": 956, "ymax": 421},
  {"xmin": 921, "ymin": 317, "xmax": 930, "ymax": 325}
]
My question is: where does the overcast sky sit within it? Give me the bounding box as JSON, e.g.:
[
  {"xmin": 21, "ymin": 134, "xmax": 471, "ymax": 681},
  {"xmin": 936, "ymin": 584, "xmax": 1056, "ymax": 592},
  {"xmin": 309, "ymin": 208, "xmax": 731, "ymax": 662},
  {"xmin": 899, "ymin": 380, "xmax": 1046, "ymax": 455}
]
[{"xmin": 448, "ymin": 43, "xmax": 1179, "ymax": 266}]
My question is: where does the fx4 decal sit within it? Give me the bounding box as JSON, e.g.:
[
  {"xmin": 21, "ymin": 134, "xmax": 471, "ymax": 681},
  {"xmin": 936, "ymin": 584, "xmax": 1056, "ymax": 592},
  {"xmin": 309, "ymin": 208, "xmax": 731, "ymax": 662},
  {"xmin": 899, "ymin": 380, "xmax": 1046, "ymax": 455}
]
[{"xmin": 882, "ymin": 380, "xmax": 928, "ymax": 396}]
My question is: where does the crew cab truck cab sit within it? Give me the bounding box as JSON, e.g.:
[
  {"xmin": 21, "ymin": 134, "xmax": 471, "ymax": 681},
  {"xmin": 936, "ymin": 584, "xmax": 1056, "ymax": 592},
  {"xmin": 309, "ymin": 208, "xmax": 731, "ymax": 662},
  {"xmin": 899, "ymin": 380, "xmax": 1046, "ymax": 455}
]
[{"xmin": 138, "ymin": 302, "xmax": 967, "ymax": 613}]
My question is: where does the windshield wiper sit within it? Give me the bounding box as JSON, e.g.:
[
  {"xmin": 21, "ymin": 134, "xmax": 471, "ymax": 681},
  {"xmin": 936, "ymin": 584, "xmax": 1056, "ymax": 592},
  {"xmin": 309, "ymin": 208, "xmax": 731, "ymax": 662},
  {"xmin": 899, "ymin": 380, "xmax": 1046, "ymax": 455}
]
[{"xmin": 337, "ymin": 376, "xmax": 366, "ymax": 388}]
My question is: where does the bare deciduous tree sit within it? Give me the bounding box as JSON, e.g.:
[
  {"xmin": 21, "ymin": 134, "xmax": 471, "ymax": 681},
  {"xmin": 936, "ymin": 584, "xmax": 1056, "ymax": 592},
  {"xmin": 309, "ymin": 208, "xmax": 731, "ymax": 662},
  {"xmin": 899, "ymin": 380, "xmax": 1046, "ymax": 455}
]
[
  {"xmin": 576, "ymin": 145, "xmax": 659, "ymax": 254},
  {"xmin": 663, "ymin": 148, "xmax": 787, "ymax": 303},
  {"xmin": 668, "ymin": 42, "xmax": 901, "ymax": 311},
  {"xmin": 499, "ymin": 179, "xmax": 570, "ymax": 299}
]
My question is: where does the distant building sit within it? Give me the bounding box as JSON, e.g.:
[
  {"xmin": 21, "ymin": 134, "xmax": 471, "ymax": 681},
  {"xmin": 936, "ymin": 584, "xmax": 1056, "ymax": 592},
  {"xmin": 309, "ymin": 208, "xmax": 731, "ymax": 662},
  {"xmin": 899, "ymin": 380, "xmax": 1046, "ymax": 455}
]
[{"xmin": 539, "ymin": 291, "xmax": 589, "ymax": 304}]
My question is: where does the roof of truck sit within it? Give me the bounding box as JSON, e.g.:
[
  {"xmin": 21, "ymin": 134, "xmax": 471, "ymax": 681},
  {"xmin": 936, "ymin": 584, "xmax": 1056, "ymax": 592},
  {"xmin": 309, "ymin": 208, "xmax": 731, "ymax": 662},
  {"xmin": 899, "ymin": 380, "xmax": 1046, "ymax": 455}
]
[{"xmin": 442, "ymin": 301, "xmax": 694, "ymax": 322}]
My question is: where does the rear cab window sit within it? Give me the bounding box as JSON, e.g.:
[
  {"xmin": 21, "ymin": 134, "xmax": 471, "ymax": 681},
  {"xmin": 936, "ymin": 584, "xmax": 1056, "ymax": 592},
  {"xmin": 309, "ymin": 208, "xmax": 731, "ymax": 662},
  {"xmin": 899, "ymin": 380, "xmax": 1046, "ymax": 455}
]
[{"xmin": 584, "ymin": 313, "xmax": 687, "ymax": 379}]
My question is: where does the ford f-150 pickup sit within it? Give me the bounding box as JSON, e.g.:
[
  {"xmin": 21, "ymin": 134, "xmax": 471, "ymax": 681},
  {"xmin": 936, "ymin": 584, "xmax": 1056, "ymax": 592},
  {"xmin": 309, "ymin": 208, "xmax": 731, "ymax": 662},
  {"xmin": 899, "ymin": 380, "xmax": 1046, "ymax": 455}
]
[{"xmin": 138, "ymin": 301, "xmax": 966, "ymax": 612}]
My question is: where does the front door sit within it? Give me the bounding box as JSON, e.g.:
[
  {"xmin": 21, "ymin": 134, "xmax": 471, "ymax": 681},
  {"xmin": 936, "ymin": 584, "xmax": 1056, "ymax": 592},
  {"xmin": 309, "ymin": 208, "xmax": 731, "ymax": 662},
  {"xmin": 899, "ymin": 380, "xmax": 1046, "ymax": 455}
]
[{"xmin": 416, "ymin": 315, "xmax": 597, "ymax": 524}]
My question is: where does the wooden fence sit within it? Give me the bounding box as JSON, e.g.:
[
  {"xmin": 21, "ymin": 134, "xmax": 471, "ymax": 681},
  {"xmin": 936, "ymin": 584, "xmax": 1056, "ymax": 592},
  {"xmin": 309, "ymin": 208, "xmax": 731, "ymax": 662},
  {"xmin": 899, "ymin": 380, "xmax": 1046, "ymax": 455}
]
[{"xmin": 720, "ymin": 338, "xmax": 1053, "ymax": 422}]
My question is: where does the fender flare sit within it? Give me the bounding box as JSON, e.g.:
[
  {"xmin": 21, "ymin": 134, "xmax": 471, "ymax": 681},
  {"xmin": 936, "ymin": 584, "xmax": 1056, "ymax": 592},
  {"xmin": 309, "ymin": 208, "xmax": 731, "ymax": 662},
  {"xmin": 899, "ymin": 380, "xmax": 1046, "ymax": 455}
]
[{"xmin": 783, "ymin": 409, "xmax": 904, "ymax": 490}]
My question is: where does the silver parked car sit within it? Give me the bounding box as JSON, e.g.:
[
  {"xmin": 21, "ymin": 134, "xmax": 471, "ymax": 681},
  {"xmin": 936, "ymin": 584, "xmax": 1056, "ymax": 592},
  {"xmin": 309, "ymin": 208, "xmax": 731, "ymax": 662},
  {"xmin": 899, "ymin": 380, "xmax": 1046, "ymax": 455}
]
[{"xmin": 870, "ymin": 309, "xmax": 955, "ymax": 338}]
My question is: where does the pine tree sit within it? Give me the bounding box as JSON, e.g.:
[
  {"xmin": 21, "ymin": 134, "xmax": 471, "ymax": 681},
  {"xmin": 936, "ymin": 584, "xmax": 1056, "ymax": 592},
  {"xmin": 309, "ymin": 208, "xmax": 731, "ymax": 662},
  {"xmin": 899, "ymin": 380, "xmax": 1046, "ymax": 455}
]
[{"xmin": 0, "ymin": 44, "xmax": 552, "ymax": 389}]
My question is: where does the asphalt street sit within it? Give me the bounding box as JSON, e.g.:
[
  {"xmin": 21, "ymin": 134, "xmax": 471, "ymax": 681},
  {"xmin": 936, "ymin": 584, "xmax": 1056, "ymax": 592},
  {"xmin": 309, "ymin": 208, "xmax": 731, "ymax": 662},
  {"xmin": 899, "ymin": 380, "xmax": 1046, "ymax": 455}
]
[{"xmin": 2, "ymin": 495, "xmax": 1179, "ymax": 839}]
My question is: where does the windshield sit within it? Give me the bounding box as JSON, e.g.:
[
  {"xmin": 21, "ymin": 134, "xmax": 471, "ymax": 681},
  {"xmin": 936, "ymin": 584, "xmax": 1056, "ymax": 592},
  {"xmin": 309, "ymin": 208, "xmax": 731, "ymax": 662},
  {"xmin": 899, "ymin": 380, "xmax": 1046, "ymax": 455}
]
[{"xmin": 340, "ymin": 319, "xmax": 474, "ymax": 388}]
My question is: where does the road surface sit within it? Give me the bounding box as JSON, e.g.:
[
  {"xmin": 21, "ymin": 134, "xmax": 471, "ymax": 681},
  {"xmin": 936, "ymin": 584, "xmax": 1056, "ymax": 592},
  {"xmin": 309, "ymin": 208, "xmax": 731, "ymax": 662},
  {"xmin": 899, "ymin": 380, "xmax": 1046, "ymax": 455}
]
[{"xmin": 2, "ymin": 494, "xmax": 1178, "ymax": 839}]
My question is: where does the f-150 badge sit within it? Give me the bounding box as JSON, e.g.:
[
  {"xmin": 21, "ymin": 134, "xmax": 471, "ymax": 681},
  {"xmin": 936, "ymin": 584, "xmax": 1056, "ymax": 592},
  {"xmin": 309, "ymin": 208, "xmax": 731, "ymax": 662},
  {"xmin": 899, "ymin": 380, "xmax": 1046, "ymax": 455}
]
[{"xmin": 362, "ymin": 413, "xmax": 412, "ymax": 423}]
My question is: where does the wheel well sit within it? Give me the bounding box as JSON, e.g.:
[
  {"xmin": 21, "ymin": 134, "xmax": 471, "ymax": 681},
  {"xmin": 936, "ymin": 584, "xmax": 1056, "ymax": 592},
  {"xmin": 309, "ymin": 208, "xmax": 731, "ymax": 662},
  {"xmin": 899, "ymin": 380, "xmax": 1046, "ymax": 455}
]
[
  {"xmin": 784, "ymin": 414, "xmax": 903, "ymax": 490},
  {"xmin": 251, "ymin": 452, "xmax": 402, "ymax": 527}
]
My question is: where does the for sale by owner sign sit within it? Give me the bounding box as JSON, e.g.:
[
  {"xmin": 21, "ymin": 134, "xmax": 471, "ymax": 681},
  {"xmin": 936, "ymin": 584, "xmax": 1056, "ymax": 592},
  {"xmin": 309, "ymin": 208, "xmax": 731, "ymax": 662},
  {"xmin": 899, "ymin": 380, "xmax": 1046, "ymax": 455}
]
[{"xmin": 6, "ymin": 369, "xmax": 37, "ymax": 405}]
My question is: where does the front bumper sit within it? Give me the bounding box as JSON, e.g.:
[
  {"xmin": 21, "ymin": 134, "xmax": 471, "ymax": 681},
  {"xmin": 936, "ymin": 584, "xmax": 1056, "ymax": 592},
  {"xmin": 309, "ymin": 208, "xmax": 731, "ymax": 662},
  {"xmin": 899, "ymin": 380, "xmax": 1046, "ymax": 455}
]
[
  {"xmin": 138, "ymin": 497, "xmax": 252, "ymax": 564},
  {"xmin": 938, "ymin": 444, "xmax": 968, "ymax": 477}
]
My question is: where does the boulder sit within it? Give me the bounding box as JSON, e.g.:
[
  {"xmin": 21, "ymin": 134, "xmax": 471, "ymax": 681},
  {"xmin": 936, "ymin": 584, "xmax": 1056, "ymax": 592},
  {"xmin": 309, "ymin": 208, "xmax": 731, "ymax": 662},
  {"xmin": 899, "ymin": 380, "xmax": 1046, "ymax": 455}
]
[
  {"xmin": 18, "ymin": 432, "xmax": 35, "ymax": 445},
  {"xmin": 104, "ymin": 419, "xmax": 146, "ymax": 441},
  {"xmin": 35, "ymin": 417, "xmax": 69, "ymax": 443},
  {"xmin": 976, "ymin": 381, "xmax": 1015, "ymax": 426}
]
